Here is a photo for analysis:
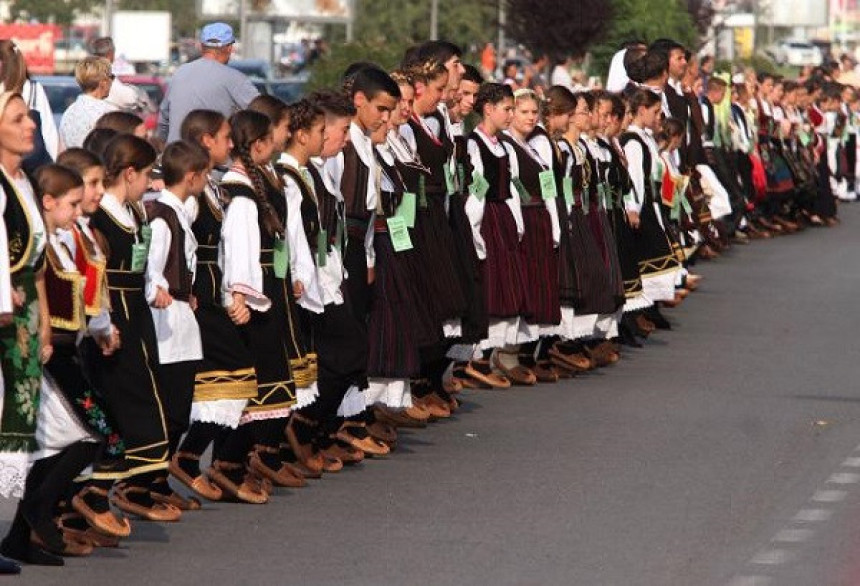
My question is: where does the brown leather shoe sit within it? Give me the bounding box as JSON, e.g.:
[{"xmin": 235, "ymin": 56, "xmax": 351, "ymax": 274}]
[
  {"xmin": 403, "ymin": 404, "xmax": 432, "ymax": 423},
  {"xmin": 532, "ymin": 360, "xmax": 559, "ymax": 383},
  {"xmin": 464, "ymin": 360, "xmax": 511, "ymax": 388},
  {"xmin": 375, "ymin": 405, "xmax": 426, "ymax": 428},
  {"xmin": 71, "ymin": 487, "xmax": 132, "ymax": 538},
  {"xmin": 322, "ymin": 442, "xmax": 365, "ymax": 464},
  {"xmin": 321, "ymin": 454, "xmax": 344, "ymax": 473},
  {"xmin": 151, "ymin": 491, "xmax": 202, "ymax": 512},
  {"xmin": 336, "ymin": 424, "xmax": 391, "ymax": 456},
  {"xmin": 207, "ymin": 461, "xmax": 268, "ymax": 504},
  {"xmin": 676, "ymin": 287, "xmax": 690, "ymax": 299},
  {"xmin": 56, "ymin": 512, "xmax": 122, "ymax": 548},
  {"xmin": 285, "ymin": 414, "xmax": 318, "ymax": 466},
  {"xmin": 635, "ymin": 314, "xmax": 655, "ymax": 335},
  {"xmin": 110, "ymin": 485, "xmax": 183, "ymax": 522},
  {"xmin": 548, "ymin": 342, "xmax": 592, "ymax": 371},
  {"xmin": 413, "ymin": 393, "xmax": 451, "ymax": 419},
  {"xmin": 492, "ymin": 350, "xmax": 537, "ymax": 385},
  {"xmin": 31, "ymin": 531, "xmax": 93, "ymax": 557},
  {"xmin": 367, "ymin": 420, "xmax": 398, "ymax": 444},
  {"xmin": 249, "ymin": 450, "xmax": 308, "ymax": 487},
  {"xmin": 169, "ymin": 453, "xmax": 223, "ymax": 501}
]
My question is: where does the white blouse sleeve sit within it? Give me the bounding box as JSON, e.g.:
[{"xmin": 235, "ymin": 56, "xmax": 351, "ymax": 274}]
[
  {"xmin": 284, "ymin": 178, "xmax": 323, "ymax": 314},
  {"xmin": 399, "ymin": 124, "xmax": 418, "ymax": 152},
  {"xmin": 503, "ymin": 143, "xmax": 525, "ymax": 240},
  {"xmin": 144, "ymin": 218, "xmax": 171, "ymax": 304},
  {"xmin": 623, "ymin": 139, "xmax": 645, "ymax": 214},
  {"xmin": 0, "ymin": 205, "xmax": 11, "ymax": 315},
  {"xmin": 465, "ymin": 137, "xmax": 488, "ymax": 260},
  {"xmin": 221, "ymin": 196, "xmax": 271, "ymax": 312}
]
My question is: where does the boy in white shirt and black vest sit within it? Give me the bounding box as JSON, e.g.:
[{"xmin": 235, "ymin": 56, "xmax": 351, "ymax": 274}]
[{"xmin": 143, "ymin": 141, "xmax": 207, "ymax": 511}]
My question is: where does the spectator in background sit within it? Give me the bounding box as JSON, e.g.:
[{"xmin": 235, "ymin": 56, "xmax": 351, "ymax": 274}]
[
  {"xmin": 501, "ymin": 60, "xmax": 520, "ymax": 89},
  {"xmin": 551, "ymin": 55, "xmax": 576, "ymax": 89},
  {"xmin": 0, "ymin": 40, "xmax": 59, "ymax": 163},
  {"xmin": 480, "ymin": 42, "xmax": 496, "ymax": 79},
  {"xmin": 90, "ymin": 36, "xmax": 147, "ymax": 112},
  {"xmin": 526, "ymin": 53, "xmax": 549, "ymax": 96},
  {"xmin": 606, "ymin": 39, "xmax": 648, "ymax": 92},
  {"xmin": 158, "ymin": 22, "xmax": 259, "ymax": 142},
  {"xmin": 700, "ymin": 55, "xmax": 714, "ymax": 94},
  {"xmin": 59, "ymin": 57, "xmax": 117, "ymax": 150}
]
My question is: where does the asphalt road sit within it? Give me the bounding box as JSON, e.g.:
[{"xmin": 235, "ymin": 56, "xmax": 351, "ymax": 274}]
[{"xmin": 9, "ymin": 205, "xmax": 860, "ymax": 586}]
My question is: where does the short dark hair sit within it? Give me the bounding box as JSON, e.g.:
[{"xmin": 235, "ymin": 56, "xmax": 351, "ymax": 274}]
[
  {"xmin": 475, "ymin": 82, "xmax": 514, "ymax": 116},
  {"xmin": 307, "ymin": 89, "xmax": 356, "ymax": 118},
  {"xmin": 37, "ymin": 164, "xmax": 83, "ymax": 199},
  {"xmin": 56, "ymin": 148, "xmax": 103, "ymax": 176},
  {"xmin": 461, "ymin": 64, "xmax": 484, "ymax": 85},
  {"xmin": 180, "ymin": 109, "xmax": 227, "ymax": 146},
  {"xmin": 161, "ymin": 140, "xmax": 210, "ymax": 186},
  {"xmin": 248, "ymin": 94, "xmax": 289, "ymax": 125},
  {"xmin": 83, "ymin": 127, "xmax": 119, "ymax": 159},
  {"xmin": 349, "ymin": 65, "xmax": 400, "ymax": 101},
  {"xmin": 95, "ymin": 110, "xmax": 144, "ymax": 135}
]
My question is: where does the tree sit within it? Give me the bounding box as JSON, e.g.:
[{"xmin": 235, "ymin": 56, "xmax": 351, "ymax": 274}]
[
  {"xmin": 685, "ymin": 0, "xmax": 715, "ymax": 37},
  {"xmin": 589, "ymin": 0, "xmax": 702, "ymax": 78},
  {"xmin": 503, "ymin": 0, "xmax": 613, "ymax": 63},
  {"xmin": 8, "ymin": 0, "xmax": 99, "ymax": 25}
]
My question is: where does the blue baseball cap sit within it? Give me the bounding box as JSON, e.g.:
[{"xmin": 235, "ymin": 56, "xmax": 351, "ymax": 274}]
[{"xmin": 200, "ymin": 22, "xmax": 235, "ymax": 48}]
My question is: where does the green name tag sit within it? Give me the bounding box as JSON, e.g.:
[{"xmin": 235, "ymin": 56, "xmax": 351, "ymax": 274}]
[
  {"xmin": 670, "ymin": 200, "xmax": 681, "ymax": 221},
  {"xmin": 273, "ymin": 237, "xmax": 288, "ymax": 279},
  {"xmin": 511, "ymin": 176, "xmax": 531, "ymax": 204},
  {"xmin": 562, "ymin": 177, "xmax": 574, "ymax": 207},
  {"xmin": 387, "ymin": 216, "xmax": 413, "ymax": 252},
  {"xmin": 538, "ymin": 169, "xmax": 557, "ymax": 200},
  {"xmin": 623, "ymin": 191, "xmax": 636, "ymax": 207},
  {"xmin": 316, "ymin": 229, "xmax": 327, "ymax": 267},
  {"xmin": 680, "ymin": 194, "xmax": 693, "ymax": 215},
  {"xmin": 129, "ymin": 224, "xmax": 153, "ymax": 272},
  {"xmin": 443, "ymin": 164, "xmax": 456, "ymax": 195},
  {"xmin": 470, "ymin": 171, "xmax": 489, "ymax": 201},
  {"xmin": 397, "ymin": 192, "xmax": 417, "ymax": 228}
]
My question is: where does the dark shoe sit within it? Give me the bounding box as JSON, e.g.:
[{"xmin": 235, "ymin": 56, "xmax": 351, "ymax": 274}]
[{"xmin": 0, "ymin": 554, "xmax": 20, "ymax": 573}]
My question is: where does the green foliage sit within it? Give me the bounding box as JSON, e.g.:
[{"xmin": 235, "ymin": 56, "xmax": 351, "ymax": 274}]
[
  {"xmin": 589, "ymin": 0, "xmax": 700, "ymax": 78},
  {"xmin": 306, "ymin": 41, "xmax": 406, "ymax": 92},
  {"xmin": 8, "ymin": 0, "xmax": 99, "ymax": 25}
]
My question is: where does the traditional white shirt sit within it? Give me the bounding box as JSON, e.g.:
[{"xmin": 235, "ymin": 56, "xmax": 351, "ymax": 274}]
[
  {"xmin": 0, "ymin": 190, "xmax": 11, "ymax": 314},
  {"xmin": 220, "ymin": 169, "xmax": 272, "ymax": 312},
  {"xmin": 465, "ymin": 127, "xmax": 525, "ymax": 260},
  {"xmin": 326, "ymin": 122, "xmax": 377, "ymax": 269},
  {"xmin": 622, "ymin": 124, "xmax": 660, "ymax": 214},
  {"xmin": 146, "ymin": 189, "xmax": 202, "ymax": 364},
  {"xmin": 503, "ymin": 129, "xmax": 561, "ymax": 246},
  {"xmin": 309, "ymin": 156, "xmax": 345, "ymax": 307},
  {"xmin": 278, "ymin": 152, "xmax": 325, "ymax": 314}
]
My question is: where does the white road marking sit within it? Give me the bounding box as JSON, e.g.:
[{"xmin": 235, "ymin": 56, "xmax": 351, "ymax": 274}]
[
  {"xmin": 773, "ymin": 528, "xmax": 814, "ymax": 543},
  {"xmin": 812, "ymin": 489, "xmax": 848, "ymax": 502},
  {"xmin": 727, "ymin": 577, "xmax": 772, "ymax": 586},
  {"xmin": 750, "ymin": 549, "xmax": 793, "ymax": 565},
  {"xmin": 793, "ymin": 508, "xmax": 833, "ymax": 522},
  {"xmin": 841, "ymin": 456, "xmax": 860, "ymax": 467},
  {"xmin": 827, "ymin": 472, "xmax": 860, "ymax": 484}
]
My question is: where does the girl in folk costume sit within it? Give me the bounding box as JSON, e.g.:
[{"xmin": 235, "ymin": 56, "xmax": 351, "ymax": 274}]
[
  {"xmin": 277, "ymin": 99, "xmax": 386, "ymax": 473},
  {"xmin": 526, "ymin": 86, "xmax": 588, "ymax": 377},
  {"xmin": 3, "ymin": 166, "xmax": 100, "ymax": 563},
  {"xmin": 304, "ymin": 90, "xmax": 382, "ymax": 456},
  {"xmin": 142, "ymin": 141, "xmax": 208, "ymax": 511},
  {"xmin": 399, "ymin": 59, "xmax": 470, "ymax": 414},
  {"xmin": 171, "ymin": 110, "xmax": 259, "ymax": 504},
  {"xmin": 500, "ymin": 88, "xmax": 562, "ymax": 383},
  {"xmin": 220, "ymin": 110, "xmax": 301, "ymax": 496},
  {"xmin": 365, "ymin": 112, "xmax": 440, "ymax": 443},
  {"xmin": 465, "ymin": 83, "xmax": 531, "ymax": 377},
  {"xmin": 50, "ymin": 150, "xmax": 131, "ymax": 547},
  {"xmin": 579, "ymin": 92, "xmax": 626, "ymax": 365},
  {"xmin": 556, "ymin": 92, "xmax": 619, "ymax": 369},
  {"xmin": 593, "ymin": 94, "xmax": 657, "ymax": 345},
  {"xmin": 248, "ymin": 95, "xmax": 319, "ymax": 415},
  {"xmin": 84, "ymin": 135, "xmax": 180, "ymax": 522},
  {"xmin": 620, "ymin": 89, "xmax": 683, "ymax": 314}
]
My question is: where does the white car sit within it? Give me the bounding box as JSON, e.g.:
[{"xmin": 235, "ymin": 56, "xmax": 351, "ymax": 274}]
[{"xmin": 773, "ymin": 40, "xmax": 823, "ymax": 67}]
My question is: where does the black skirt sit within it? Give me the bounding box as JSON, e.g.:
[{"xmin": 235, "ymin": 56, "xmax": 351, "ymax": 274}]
[
  {"xmin": 567, "ymin": 207, "xmax": 617, "ymax": 315},
  {"xmin": 519, "ymin": 204, "xmax": 560, "ymax": 326},
  {"xmin": 448, "ymin": 192, "xmax": 489, "ymax": 342}
]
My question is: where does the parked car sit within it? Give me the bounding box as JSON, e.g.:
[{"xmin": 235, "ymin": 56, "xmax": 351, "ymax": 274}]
[
  {"xmin": 771, "ymin": 40, "xmax": 823, "ymax": 67},
  {"xmin": 119, "ymin": 75, "xmax": 167, "ymax": 132},
  {"xmin": 31, "ymin": 75, "xmax": 81, "ymax": 130},
  {"xmin": 252, "ymin": 78, "xmax": 306, "ymax": 104},
  {"xmin": 228, "ymin": 58, "xmax": 272, "ymax": 80}
]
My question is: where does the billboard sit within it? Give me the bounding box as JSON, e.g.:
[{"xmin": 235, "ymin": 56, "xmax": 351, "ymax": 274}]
[
  {"xmin": 112, "ymin": 12, "xmax": 172, "ymax": 62},
  {"xmin": 759, "ymin": 0, "xmax": 829, "ymax": 27},
  {"xmin": 0, "ymin": 24, "xmax": 61, "ymax": 75},
  {"xmin": 199, "ymin": 0, "xmax": 353, "ymax": 22}
]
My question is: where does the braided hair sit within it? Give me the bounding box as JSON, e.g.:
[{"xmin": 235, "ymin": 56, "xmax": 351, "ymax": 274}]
[{"xmin": 228, "ymin": 109, "xmax": 284, "ymax": 237}]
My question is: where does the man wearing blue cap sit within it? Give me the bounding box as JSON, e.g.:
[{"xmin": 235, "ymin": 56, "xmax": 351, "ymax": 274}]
[{"xmin": 158, "ymin": 22, "xmax": 260, "ymax": 142}]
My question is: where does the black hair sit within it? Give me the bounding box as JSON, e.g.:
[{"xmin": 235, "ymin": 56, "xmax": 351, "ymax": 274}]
[
  {"xmin": 629, "ymin": 88, "xmax": 662, "ymax": 114},
  {"xmin": 461, "ymin": 64, "xmax": 484, "ymax": 85},
  {"xmin": 417, "ymin": 40, "xmax": 462, "ymax": 67},
  {"xmin": 597, "ymin": 91, "xmax": 625, "ymax": 120},
  {"xmin": 349, "ymin": 66, "xmax": 401, "ymax": 100},
  {"xmin": 286, "ymin": 98, "xmax": 324, "ymax": 136},
  {"xmin": 56, "ymin": 147, "xmax": 103, "ymax": 175},
  {"xmin": 95, "ymin": 111, "xmax": 145, "ymax": 135},
  {"xmin": 474, "ymin": 83, "xmax": 514, "ymax": 117},
  {"xmin": 228, "ymin": 109, "xmax": 283, "ymax": 237},
  {"xmin": 307, "ymin": 89, "xmax": 356, "ymax": 118},
  {"xmin": 161, "ymin": 140, "xmax": 210, "ymax": 186},
  {"xmin": 637, "ymin": 50, "xmax": 669, "ymax": 83},
  {"xmin": 180, "ymin": 109, "xmax": 227, "ymax": 147},
  {"xmin": 83, "ymin": 127, "xmax": 119, "ymax": 159}
]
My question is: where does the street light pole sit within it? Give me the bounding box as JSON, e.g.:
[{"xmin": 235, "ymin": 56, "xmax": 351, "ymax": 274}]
[{"xmin": 430, "ymin": 0, "xmax": 439, "ymax": 40}]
